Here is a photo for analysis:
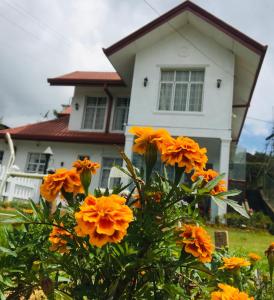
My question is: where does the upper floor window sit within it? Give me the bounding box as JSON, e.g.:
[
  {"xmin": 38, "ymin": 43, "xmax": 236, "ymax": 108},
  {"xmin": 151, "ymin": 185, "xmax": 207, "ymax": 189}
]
[
  {"xmin": 158, "ymin": 69, "xmax": 204, "ymax": 112},
  {"xmin": 112, "ymin": 97, "xmax": 130, "ymax": 132},
  {"xmin": 82, "ymin": 97, "xmax": 107, "ymax": 130},
  {"xmin": 25, "ymin": 153, "xmax": 47, "ymax": 173}
]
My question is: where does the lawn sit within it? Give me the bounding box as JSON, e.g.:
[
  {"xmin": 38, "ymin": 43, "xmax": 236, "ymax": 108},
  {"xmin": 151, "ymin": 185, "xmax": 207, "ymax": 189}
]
[{"xmin": 207, "ymin": 225, "xmax": 273, "ymax": 271}]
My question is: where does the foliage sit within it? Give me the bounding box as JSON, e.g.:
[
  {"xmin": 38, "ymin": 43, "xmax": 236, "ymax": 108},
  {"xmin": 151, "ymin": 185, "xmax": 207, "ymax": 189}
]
[
  {"xmin": 224, "ymin": 211, "xmax": 273, "ymax": 231},
  {"xmin": 0, "ymin": 128, "xmax": 273, "ymax": 299}
]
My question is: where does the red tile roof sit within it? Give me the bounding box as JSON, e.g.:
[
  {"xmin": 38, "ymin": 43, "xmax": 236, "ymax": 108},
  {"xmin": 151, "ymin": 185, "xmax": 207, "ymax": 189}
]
[
  {"xmin": 0, "ymin": 115, "xmax": 125, "ymax": 145},
  {"xmin": 48, "ymin": 71, "xmax": 125, "ymax": 86}
]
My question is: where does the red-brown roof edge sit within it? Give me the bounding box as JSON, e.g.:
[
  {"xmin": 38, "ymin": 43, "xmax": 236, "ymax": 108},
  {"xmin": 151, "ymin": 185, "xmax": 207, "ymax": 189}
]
[
  {"xmin": 103, "ymin": 0, "xmax": 267, "ymax": 56},
  {"xmin": 0, "ymin": 134, "xmax": 125, "ymax": 145}
]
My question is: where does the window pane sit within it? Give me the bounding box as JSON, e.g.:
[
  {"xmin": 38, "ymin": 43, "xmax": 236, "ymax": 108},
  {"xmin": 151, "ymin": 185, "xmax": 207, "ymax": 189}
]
[
  {"xmin": 112, "ymin": 108, "xmax": 126, "ymax": 131},
  {"xmin": 39, "ymin": 154, "xmax": 47, "ymax": 164},
  {"xmin": 94, "ymin": 108, "xmax": 106, "ymax": 129},
  {"xmin": 103, "ymin": 158, "xmax": 115, "ymax": 168},
  {"xmin": 114, "ymin": 158, "xmax": 123, "ymax": 166},
  {"xmin": 116, "ymin": 97, "xmax": 128, "ymax": 106},
  {"xmin": 112, "ymin": 98, "xmax": 129, "ymax": 131},
  {"xmin": 101, "ymin": 169, "xmax": 110, "ymax": 188},
  {"xmin": 191, "ymin": 70, "xmax": 204, "ymax": 82},
  {"xmin": 159, "ymin": 83, "xmax": 172, "ymax": 110},
  {"xmin": 189, "ymin": 83, "xmax": 203, "ymax": 111},
  {"xmin": 29, "ymin": 153, "xmax": 40, "ymax": 164},
  {"xmin": 97, "ymin": 97, "xmax": 107, "ymax": 106},
  {"xmin": 27, "ymin": 164, "xmax": 37, "ymax": 173},
  {"xmin": 161, "ymin": 71, "xmax": 174, "ymax": 81},
  {"xmin": 173, "ymin": 83, "xmax": 188, "ymax": 111},
  {"xmin": 176, "ymin": 71, "xmax": 189, "ymax": 81},
  {"xmin": 86, "ymin": 97, "xmax": 97, "ymax": 106},
  {"xmin": 83, "ymin": 107, "xmax": 95, "ymax": 129}
]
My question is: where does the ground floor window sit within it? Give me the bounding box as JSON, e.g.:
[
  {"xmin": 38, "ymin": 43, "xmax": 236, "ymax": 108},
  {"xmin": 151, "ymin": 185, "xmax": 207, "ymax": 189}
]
[
  {"xmin": 25, "ymin": 153, "xmax": 47, "ymax": 173},
  {"xmin": 0, "ymin": 151, "xmax": 4, "ymax": 164},
  {"xmin": 100, "ymin": 157, "xmax": 123, "ymax": 189},
  {"xmin": 78, "ymin": 154, "xmax": 90, "ymax": 161}
]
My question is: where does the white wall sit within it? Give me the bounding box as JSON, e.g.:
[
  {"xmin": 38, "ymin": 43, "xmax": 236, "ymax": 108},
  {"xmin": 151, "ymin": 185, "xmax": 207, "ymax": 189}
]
[
  {"xmin": 69, "ymin": 86, "xmax": 131, "ymax": 131},
  {"xmin": 127, "ymin": 24, "xmax": 234, "ymax": 140},
  {"xmin": 0, "ymin": 139, "xmax": 121, "ymax": 191}
]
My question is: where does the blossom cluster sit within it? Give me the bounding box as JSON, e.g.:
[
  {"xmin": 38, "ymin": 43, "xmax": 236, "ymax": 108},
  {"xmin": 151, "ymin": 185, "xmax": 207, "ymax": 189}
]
[{"xmin": 130, "ymin": 126, "xmax": 226, "ymax": 195}]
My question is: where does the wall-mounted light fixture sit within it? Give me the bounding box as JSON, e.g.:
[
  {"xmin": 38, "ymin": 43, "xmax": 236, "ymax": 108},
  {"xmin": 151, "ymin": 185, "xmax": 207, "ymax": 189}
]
[
  {"xmin": 217, "ymin": 79, "xmax": 222, "ymax": 88},
  {"xmin": 75, "ymin": 102, "xmax": 79, "ymax": 110},
  {"xmin": 143, "ymin": 77, "xmax": 148, "ymax": 87}
]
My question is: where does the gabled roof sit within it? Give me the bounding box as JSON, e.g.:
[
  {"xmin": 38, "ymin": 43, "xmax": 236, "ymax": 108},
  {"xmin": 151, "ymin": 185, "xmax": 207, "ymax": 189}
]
[
  {"xmin": 103, "ymin": 0, "xmax": 266, "ymax": 56},
  {"xmin": 48, "ymin": 71, "xmax": 125, "ymax": 86},
  {"xmin": 0, "ymin": 115, "xmax": 125, "ymax": 145},
  {"xmin": 102, "ymin": 0, "xmax": 267, "ymax": 142}
]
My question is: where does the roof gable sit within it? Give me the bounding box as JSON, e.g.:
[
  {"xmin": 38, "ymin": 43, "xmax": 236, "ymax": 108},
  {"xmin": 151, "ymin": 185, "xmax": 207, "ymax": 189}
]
[{"xmin": 103, "ymin": 0, "xmax": 266, "ymax": 57}]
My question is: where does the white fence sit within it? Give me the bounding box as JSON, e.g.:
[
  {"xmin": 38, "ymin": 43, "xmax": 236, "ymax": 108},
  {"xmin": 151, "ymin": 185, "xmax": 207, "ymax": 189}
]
[{"xmin": 0, "ymin": 165, "xmax": 42, "ymax": 203}]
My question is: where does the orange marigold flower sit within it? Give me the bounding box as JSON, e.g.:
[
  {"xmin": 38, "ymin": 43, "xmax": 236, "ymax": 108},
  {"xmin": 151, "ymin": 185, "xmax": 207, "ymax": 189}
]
[
  {"xmin": 49, "ymin": 224, "xmax": 72, "ymax": 254},
  {"xmin": 219, "ymin": 257, "xmax": 250, "ymax": 270},
  {"xmin": 74, "ymin": 194, "xmax": 133, "ymax": 247},
  {"xmin": 129, "ymin": 126, "xmax": 171, "ymax": 155},
  {"xmin": 40, "ymin": 168, "xmax": 83, "ymax": 202},
  {"xmin": 248, "ymin": 252, "xmax": 261, "ymax": 262},
  {"xmin": 211, "ymin": 283, "xmax": 254, "ymax": 300},
  {"xmin": 161, "ymin": 136, "xmax": 208, "ymax": 173},
  {"xmin": 191, "ymin": 169, "xmax": 227, "ymax": 195},
  {"xmin": 72, "ymin": 157, "xmax": 100, "ymax": 174},
  {"xmin": 178, "ymin": 224, "xmax": 214, "ymax": 263}
]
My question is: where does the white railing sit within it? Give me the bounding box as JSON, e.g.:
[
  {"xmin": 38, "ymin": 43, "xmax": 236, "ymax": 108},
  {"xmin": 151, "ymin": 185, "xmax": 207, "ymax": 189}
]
[
  {"xmin": 0, "ymin": 164, "xmax": 42, "ymax": 203},
  {"xmin": 0, "ymin": 133, "xmax": 44, "ymax": 203}
]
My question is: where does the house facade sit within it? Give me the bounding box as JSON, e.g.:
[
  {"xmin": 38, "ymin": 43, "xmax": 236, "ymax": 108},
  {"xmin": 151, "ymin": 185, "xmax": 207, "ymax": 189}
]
[{"xmin": 0, "ymin": 1, "xmax": 267, "ymax": 219}]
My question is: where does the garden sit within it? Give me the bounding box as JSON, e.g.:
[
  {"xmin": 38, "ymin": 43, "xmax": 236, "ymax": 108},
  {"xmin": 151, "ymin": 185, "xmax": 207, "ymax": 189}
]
[{"xmin": 0, "ymin": 127, "xmax": 273, "ymax": 299}]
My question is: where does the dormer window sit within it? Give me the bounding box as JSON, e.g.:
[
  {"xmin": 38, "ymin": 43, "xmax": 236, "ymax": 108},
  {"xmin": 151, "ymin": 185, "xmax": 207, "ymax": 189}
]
[
  {"xmin": 111, "ymin": 97, "xmax": 130, "ymax": 132},
  {"xmin": 158, "ymin": 70, "xmax": 204, "ymax": 112},
  {"xmin": 82, "ymin": 97, "xmax": 107, "ymax": 130}
]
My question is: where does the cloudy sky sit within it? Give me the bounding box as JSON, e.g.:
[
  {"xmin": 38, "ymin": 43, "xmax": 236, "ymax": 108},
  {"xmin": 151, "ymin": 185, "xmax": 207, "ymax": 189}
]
[{"xmin": 0, "ymin": 0, "xmax": 273, "ymax": 153}]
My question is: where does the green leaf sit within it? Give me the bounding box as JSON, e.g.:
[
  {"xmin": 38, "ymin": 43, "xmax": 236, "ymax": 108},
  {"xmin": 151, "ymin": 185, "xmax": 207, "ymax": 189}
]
[
  {"xmin": 216, "ymin": 189, "xmax": 241, "ymax": 197},
  {"xmin": 54, "ymin": 290, "xmax": 73, "ymax": 300},
  {"xmin": 211, "ymin": 196, "xmax": 227, "ymax": 211},
  {"xmin": 212, "ymin": 196, "xmax": 250, "ymax": 218},
  {"xmin": 0, "ymin": 246, "xmax": 17, "ymax": 257},
  {"xmin": 204, "ymin": 173, "xmax": 225, "ymax": 190},
  {"xmin": 226, "ymin": 199, "xmax": 250, "ymax": 218}
]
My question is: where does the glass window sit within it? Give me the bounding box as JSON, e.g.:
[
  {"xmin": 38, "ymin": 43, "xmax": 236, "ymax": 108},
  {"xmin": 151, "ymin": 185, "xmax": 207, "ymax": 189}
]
[
  {"xmin": 25, "ymin": 153, "xmax": 47, "ymax": 174},
  {"xmin": 78, "ymin": 155, "xmax": 90, "ymax": 161},
  {"xmin": 158, "ymin": 69, "xmax": 204, "ymax": 112},
  {"xmin": 112, "ymin": 97, "xmax": 130, "ymax": 131},
  {"xmin": 0, "ymin": 151, "xmax": 4, "ymax": 164},
  {"xmin": 100, "ymin": 157, "xmax": 123, "ymax": 189},
  {"xmin": 82, "ymin": 97, "xmax": 107, "ymax": 130}
]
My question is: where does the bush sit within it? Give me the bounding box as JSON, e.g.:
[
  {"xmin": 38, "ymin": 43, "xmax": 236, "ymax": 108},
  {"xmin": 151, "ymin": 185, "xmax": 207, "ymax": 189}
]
[
  {"xmin": 224, "ymin": 211, "xmax": 272, "ymax": 230},
  {"xmin": 0, "ymin": 127, "xmax": 272, "ymax": 299}
]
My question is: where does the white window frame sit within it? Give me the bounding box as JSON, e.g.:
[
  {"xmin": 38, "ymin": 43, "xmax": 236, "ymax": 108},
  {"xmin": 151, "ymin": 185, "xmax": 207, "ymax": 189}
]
[
  {"xmin": 81, "ymin": 96, "xmax": 108, "ymax": 132},
  {"xmin": 110, "ymin": 97, "xmax": 130, "ymax": 133},
  {"xmin": 25, "ymin": 152, "xmax": 47, "ymax": 174},
  {"xmin": 157, "ymin": 69, "xmax": 205, "ymax": 113},
  {"xmin": 99, "ymin": 157, "xmax": 123, "ymax": 189}
]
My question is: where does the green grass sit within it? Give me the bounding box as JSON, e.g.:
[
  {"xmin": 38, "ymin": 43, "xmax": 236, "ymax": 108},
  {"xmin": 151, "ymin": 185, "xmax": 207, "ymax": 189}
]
[{"xmin": 206, "ymin": 226, "xmax": 273, "ymax": 271}]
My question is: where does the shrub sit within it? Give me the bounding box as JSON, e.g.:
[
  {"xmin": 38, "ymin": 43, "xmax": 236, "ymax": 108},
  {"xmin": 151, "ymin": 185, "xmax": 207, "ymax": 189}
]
[
  {"xmin": 224, "ymin": 211, "xmax": 272, "ymax": 230},
  {"xmin": 0, "ymin": 127, "xmax": 272, "ymax": 299}
]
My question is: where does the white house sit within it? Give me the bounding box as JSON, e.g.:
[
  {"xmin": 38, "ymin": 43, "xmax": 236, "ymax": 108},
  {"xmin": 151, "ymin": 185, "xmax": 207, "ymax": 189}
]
[{"xmin": 0, "ymin": 1, "xmax": 267, "ymax": 219}]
